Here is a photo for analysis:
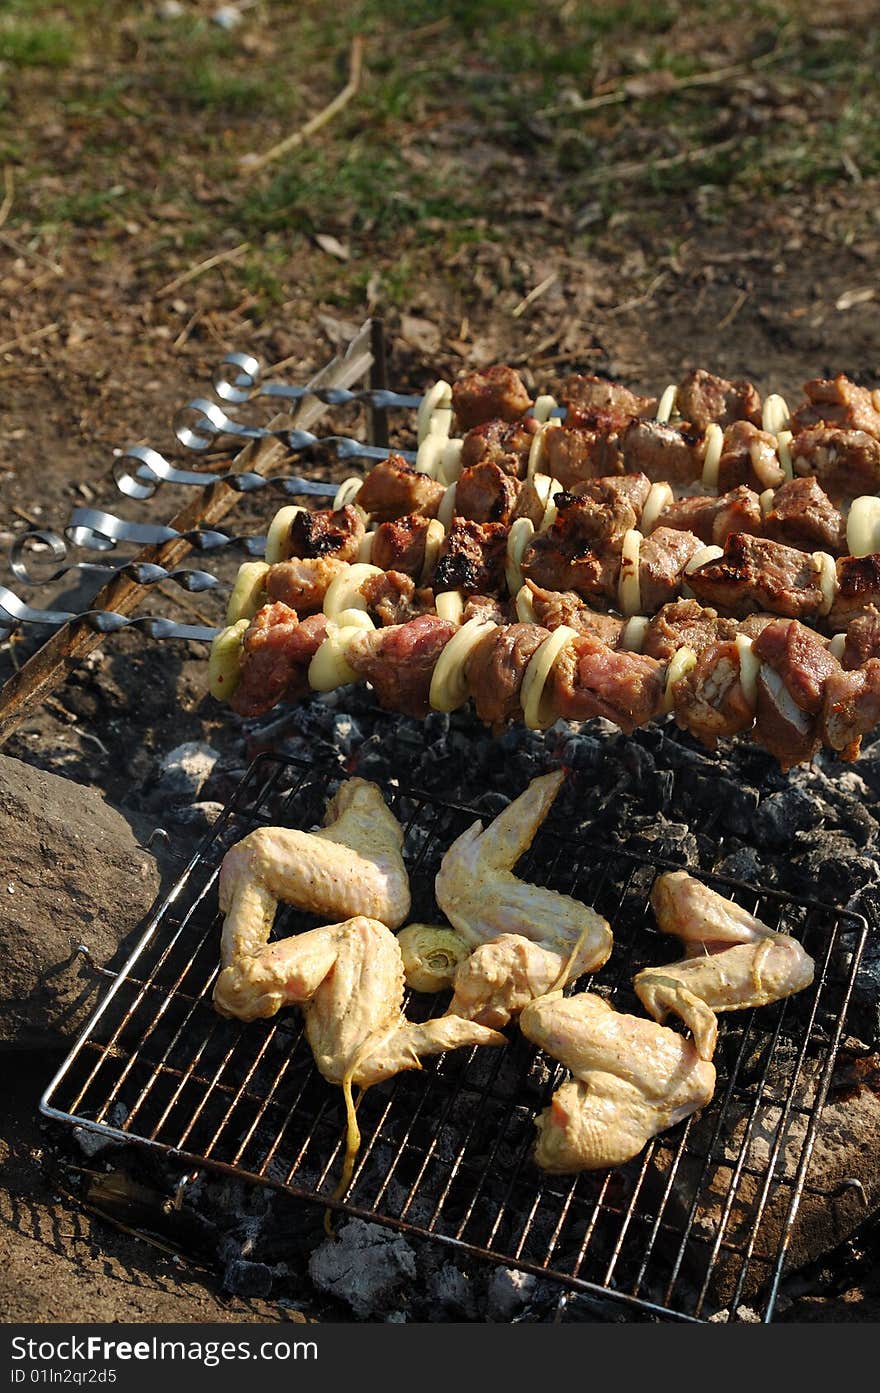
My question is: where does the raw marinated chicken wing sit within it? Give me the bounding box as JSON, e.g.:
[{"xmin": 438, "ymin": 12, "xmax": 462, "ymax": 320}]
[
  {"xmin": 521, "ymin": 991, "xmax": 716, "ymax": 1172},
  {"xmin": 217, "ymin": 778, "xmax": 411, "ymax": 973},
  {"xmin": 435, "ymin": 770, "xmax": 613, "ymax": 961},
  {"xmin": 634, "ymin": 871, "xmax": 815, "ymax": 1021},
  {"xmin": 447, "ymin": 931, "xmax": 608, "ymax": 1029}
]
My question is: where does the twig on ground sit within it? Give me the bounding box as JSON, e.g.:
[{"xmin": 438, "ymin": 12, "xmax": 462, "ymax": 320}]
[
  {"xmin": 173, "ymin": 307, "xmax": 203, "ymax": 350},
  {"xmin": 717, "ymin": 287, "xmax": 750, "ymax": 330},
  {"xmin": 155, "ymin": 243, "xmax": 250, "ymax": 299},
  {"xmin": 511, "ymin": 272, "xmax": 558, "ymax": 319},
  {"xmin": 239, "ymin": 35, "xmax": 365, "ymax": 174},
  {"xmin": 0, "ymin": 321, "xmax": 60, "ymax": 355},
  {"xmin": 584, "ymin": 136, "xmax": 740, "ymax": 186},
  {"xmin": 606, "ymin": 271, "xmax": 668, "ymax": 316},
  {"xmin": 0, "ymin": 167, "xmax": 14, "ymax": 229},
  {"xmin": 0, "ymin": 230, "xmax": 63, "ymax": 275}
]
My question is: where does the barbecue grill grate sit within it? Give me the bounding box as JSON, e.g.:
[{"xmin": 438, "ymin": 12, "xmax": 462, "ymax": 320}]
[{"xmin": 41, "ymin": 752, "xmax": 866, "ymax": 1323}]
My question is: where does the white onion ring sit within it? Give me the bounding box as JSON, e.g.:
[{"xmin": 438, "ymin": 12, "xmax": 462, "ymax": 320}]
[
  {"xmin": 656, "ymin": 385, "xmax": 677, "ymax": 424},
  {"xmin": 847, "ymin": 496, "xmax": 880, "ymax": 558},
  {"xmin": 701, "ymin": 424, "xmax": 723, "ymax": 492},
  {"xmin": 323, "ymin": 562, "xmax": 383, "ymax": 618},
  {"xmin": 759, "ymin": 488, "xmax": 775, "ymax": 519},
  {"xmin": 208, "ymin": 619, "xmax": 249, "ymax": 702},
  {"xmin": 438, "ymin": 438, "xmax": 464, "ymax": 484},
  {"xmin": 618, "ymin": 529, "xmax": 642, "ymax": 617},
  {"xmin": 620, "ymin": 615, "xmax": 650, "ymax": 653},
  {"xmin": 777, "ymin": 430, "xmax": 794, "ymax": 482},
  {"xmin": 528, "ymin": 421, "xmax": 557, "ymax": 478},
  {"xmin": 641, "ymin": 482, "xmax": 673, "ymax": 535},
  {"xmin": 682, "ymin": 543, "xmax": 724, "ymax": 599},
  {"xmin": 308, "ymin": 624, "xmax": 362, "ymax": 692},
  {"xmin": 435, "ymin": 590, "xmax": 464, "ymax": 625},
  {"xmin": 265, "ymin": 505, "xmax": 305, "ymax": 565},
  {"xmin": 812, "ymin": 551, "xmax": 837, "ymax": 617},
  {"xmin": 420, "ymin": 519, "xmax": 445, "ymax": 585},
  {"xmin": 532, "ymin": 394, "xmax": 558, "ymax": 424},
  {"xmin": 417, "ymin": 381, "xmax": 452, "ymax": 443},
  {"xmin": 332, "ymin": 476, "xmax": 363, "ymax": 512},
  {"xmin": 762, "ymin": 393, "xmax": 791, "ymax": 436},
  {"xmin": 225, "ymin": 561, "xmax": 269, "ymax": 625},
  {"xmin": 829, "ymin": 633, "xmax": 847, "ymax": 662},
  {"xmin": 505, "ymin": 517, "xmax": 535, "ymax": 596},
  {"xmin": 515, "ymin": 584, "xmax": 536, "ymax": 624},
  {"xmin": 521, "ymin": 625, "xmax": 578, "ymax": 731},
  {"xmin": 662, "ymin": 646, "xmax": 697, "ymax": 713},
  {"xmin": 429, "ymin": 618, "xmax": 497, "ymax": 713},
  {"xmin": 438, "ymin": 482, "xmax": 457, "ymax": 529},
  {"xmin": 415, "ymin": 432, "xmax": 445, "ymax": 478},
  {"xmin": 357, "ymin": 531, "xmax": 375, "ymax": 563},
  {"xmin": 735, "ymin": 634, "xmax": 760, "ymax": 710}
]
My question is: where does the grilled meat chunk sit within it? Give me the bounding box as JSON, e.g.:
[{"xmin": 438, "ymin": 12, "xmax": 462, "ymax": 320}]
[
  {"xmin": 288, "ymin": 504, "xmax": 365, "ymax": 562},
  {"xmin": 619, "ymin": 419, "xmax": 703, "ymax": 484},
  {"xmin": 451, "ymin": 365, "xmax": 532, "ymax": 431},
  {"xmin": 521, "ymin": 511, "xmax": 620, "ymax": 605},
  {"xmin": 465, "ymin": 622, "xmax": 550, "ymax": 729},
  {"xmin": 525, "ymin": 581, "xmax": 626, "ymax": 644},
  {"xmin": 265, "ymin": 555, "xmax": 347, "ymax": 613},
  {"xmin": 639, "ymin": 526, "xmax": 703, "ymax": 612},
  {"xmin": 511, "ymin": 474, "xmax": 553, "ymax": 527},
  {"xmin": 455, "ymin": 459, "xmax": 521, "ymax": 524},
  {"xmin": 462, "ymin": 594, "xmax": 510, "ymax": 624},
  {"xmin": 571, "ymin": 471, "xmax": 652, "ymax": 513},
  {"xmin": 791, "ymin": 427, "xmax": 880, "ymax": 501},
  {"xmin": 686, "ymin": 533, "xmax": 824, "ymax": 620},
  {"xmin": 717, "ymin": 420, "xmax": 785, "ymax": 492},
  {"xmin": 763, "ymin": 476, "xmax": 844, "ymax": 553},
  {"xmin": 792, "ymin": 375, "xmax": 880, "ymax": 438},
  {"xmin": 356, "ymin": 453, "xmax": 445, "ymax": 523},
  {"xmin": 359, "ymin": 571, "xmax": 432, "ymax": 626},
  {"xmin": 370, "ymin": 514, "xmax": 431, "ymax": 578},
  {"xmin": 642, "ymin": 600, "xmax": 739, "ymax": 662},
  {"xmin": 751, "ymin": 618, "xmax": 840, "ymax": 768},
  {"xmin": 841, "ymin": 607, "xmax": 880, "ymax": 669},
  {"xmin": 433, "ymin": 519, "xmax": 509, "ymax": 595},
  {"xmin": 459, "ymin": 417, "xmax": 538, "ymax": 477},
  {"xmin": 560, "ymin": 373, "xmax": 656, "ymax": 422},
  {"xmin": 231, "ymin": 604, "xmax": 328, "ymax": 718},
  {"xmin": 658, "ymin": 486, "xmax": 762, "ymax": 546},
  {"xmin": 828, "ymin": 554, "xmax": 880, "ymax": 631},
  {"xmin": 346, "ymin": 615, "xmax": 456, "ymax": 718},
  {"xmin": 552, "ymin": 634, "xmax": 665, "ymax": 733},
  {"xmin": 543, "ymin": 419, "xmax": 623, "ymax": 488},
  {"xmin": 672, "ymin": 641, "xmax": 755, "ymax": 748},
  {"xmin": 822, "ymin": 661, "xmax": 880, "ymax": 758},
  {"xmin": 676, "ymin": 369, "xmax": 762, "ymax": 433}
]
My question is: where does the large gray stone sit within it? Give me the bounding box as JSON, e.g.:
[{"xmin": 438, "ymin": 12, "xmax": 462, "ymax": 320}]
[{"xmin": 0, "ymin": 753, "xmax": 167, "ymax": 1047}]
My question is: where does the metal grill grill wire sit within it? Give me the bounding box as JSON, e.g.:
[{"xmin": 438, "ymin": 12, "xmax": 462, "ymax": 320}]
[{"xmin": 40, "ymin": 752, "xmax": 866, "ymax": 1324}]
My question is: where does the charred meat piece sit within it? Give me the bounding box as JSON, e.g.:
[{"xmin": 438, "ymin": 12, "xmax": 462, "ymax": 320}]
[
  {"xmin": 642, "ymin": 600, "xmax": 739, "ymax": 662},
  {"xmin": 717, "ymin": 421, "xmax": 785, "ymax": 492},
  {"xmin": 465, "ymin": 622, "xmax": 550, "ymax": 730},
  {"xmin": 672, "ymin": 641, "xmax": 755, "ymax": 748},
  {"xmin": 792, "ymin": 375, "xmax": 880, "ymax": 438},
  {"xmin": 521, "ymin": 500, "xmax": 621, "ymax": 605},
  {"xmin": 525, "ymin": 581, "xmax": 626, "ymax": 644},
  {"xmin": 822, "ymin": 661, "xmax": 880, "ymax": 758},
  {"xmin": 763, "ymin": 476, "xmax": 844, "ymax": 553},
  {"xmin": 841, "ymin": 607, "xmax": 880, "ymax": 669},
  {"xmin": 288, "ymin": 504, "xmax": 365, "ymax": 562},
  {"xmin": 451, "ymin": 365, "xmax": 533, "ymax": 432},
  {"xmin": 751, "ymin": 619, "xmax": 841, "ymax": 769},
  {"xmin": 433, "ymin": 519, "xmax": 510, "ymax": 596},
  {"xmin": 828, "ymin": 554, "xmax": 880, "ymax": 631},
  {"xmin": 554, "ymin": 479, "xmax": 646, "ymax": 549},
  {"xmin": 370, "ymin": 514, "xmax": 432, "ymax": 578},
  {"xmin": 559, "ymin": 373, "xmax": 657, "ymax": 422},
  {"xmin": 459, "ymin": 417, "xmax": 538, "ymax": 478},
  {"xmin": 455, "ymin": 460, "xmax": 521, "ymax": 524},
  {"xmin": 231, "ymin": 604, "xmax": 328, "ymax": 718},
  {"xmin": 619, "ymin": 420, "xmax": 702, "ymax": 484},
  {"xmin": 676, "ymin": 369, "xmax": 762, "ymax": 433},
  {"xmin": 791, "ymin": 427, "xmax": 880, "ymax": 501},
  {"xmin": 639, "ymin": 527, "xmax": 703, "ymax": 612},
  {"xmin": 359, "ymin": 571, "xmax": 432, "ymax": 627},
  {"xmin": 686, "ymin": 533, "xmax": 824, "ymax": 620},
  {"xmin": 552, "ymin": 634, "xmax": 665, "ymax": 733},
  {"xmin": 346, "ymin": 615, "xmax": 456, "ymax": 718},
  {"xmin": 356, "ymin": 453, "xmax": 445, "ymax": 523},
  {"xmin": 265, "ymin": 555, "xmax": 347, "ymax": 614},
  {"xmin": 543, "ymin": 419, "xmax": 623, "ymax": 488}
]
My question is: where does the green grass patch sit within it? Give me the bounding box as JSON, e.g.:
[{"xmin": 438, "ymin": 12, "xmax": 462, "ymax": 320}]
[{"xmin": 0, "ymin": 20, "xmax": 76, "ymax": 68}]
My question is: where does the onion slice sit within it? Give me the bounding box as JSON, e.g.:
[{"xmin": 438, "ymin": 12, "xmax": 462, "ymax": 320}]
[
  {"xmin": 532, "ymin": 394, "xmax": 558, "ymax": 424},
  {"xmin": 735, "ymin": 634, "xmax": 760, "ymax": 710},
  {"xmin": 528, "ymin": 421, "xmax": 557, "ymax": 478},
  {"xmin": 663, "ymin": 646, "xmax": 697, "ymax": 713},
  {"xmin": 515, "ymin": 584, "xmax": 536, "ymax": 624},
  {"xmin": 829, "ymin": 633, "xmax": 847, "ymax": 662},
  {"xmin": 847, "ymin": 495, "xmax": 880, "ymax": 558},
  {"xmin": 208, "ymin": 619, "xmax": 249, "ymax": 701},
  {"xmin": 332, "ymin": 476, "xmax": 363, "ymax": 511},
  {"xmin": 225, "ymin": 561, "xmax": 269, "ymax": 625},
  {"xmin": 438, "ymin": 482, "xmax": 457, "ymax": 529},
  {"xmin": 435, "ymin": 590, "xmax": 465, "ymax": 625},
  {"xmin": 420, "ymin": 519, "xmax": 445, "ymax": 585},
  {"xmin": 777, "ymin": 430, "xmax": 794, "ymax": 482},
  {"xmin": 618, "ymin": 529, "xmax": 642, "ymax": 617},
  {"xmin": 701, "ymin": 424, "xmax": 723, "ymax": 492},
  {"xmin": 521, "ymin": 625, "xmax": 577, "ymax": 731},
  {"xmin": 415, "ymin": 432, "xmax": 445, "ymax": 478},
  {"xmin": 323, "ymin": 562, "xmax": 383, "ymax": 618},
  {"xmin": 265, "ymin": 505, "xmax": 305, "ymax": 565},
  {"xmin": 429, "ymin": 618, "xmax": 497, "ymax": 713},
  {"xmin": 417, "ymin": 381, "xmax": 452, "ymax": 443},
  {"xmin": 357, "ymin": 531, "xmax": 375, "ymax": 563},
  {"xmin": 812, "ymin": 551, "xmax": 837, "ymax": 617},
  {"xmin": 308, "ymin": 624, "xmax": 362, "ymax": 692},
  {"xmin": 438, "ymin": 438, "xmax": 464, "ymax": 484},
  {"xmin": 656, "ymin": 385, "xmax": 677, "ymax": 424},
  {"xmin": 762, "ymin": 393, "xmax": 791, "ymax": 436},
  {"xmin": 641, "ymin": 482, "xmax": 673, "ymax": 535},
  {"xmin": 506, "ymin": 517, "xmax": 535, "ymax": 596},
  {"xmin": 620, "ymin": 615, "xmax": 650, "ymax": 653}
]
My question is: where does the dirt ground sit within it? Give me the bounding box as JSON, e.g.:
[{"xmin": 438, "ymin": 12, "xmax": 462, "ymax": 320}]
[{"xmin": 2, "ymin": 0, "xmax": 880, "ymax": 1323}]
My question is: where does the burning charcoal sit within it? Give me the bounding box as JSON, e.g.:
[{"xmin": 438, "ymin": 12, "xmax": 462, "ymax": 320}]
[
  {"xmin": 485, "ymin": 1267, "xmax": 537, "ymax": 1321},
  {"xmin": 422, "ymin": 1260, "xmax": 476, "ymax": 1319},
  {"xmin": 715, "ymin": 845, "xmax": 772, "ymax": 885},
  {"xmin": 308, "ymin": 1218, "xmax": 417, "ymax": 1319},
  {"xmin": 754, "ymin": 786, "xmax": 825, "ymax": 849},
  {"xmin": 223, "ymin": 1259, "xmax": 274, "ymax": 1299},
  {"xmin": 791, "ymin": 833, "xmax": 880, "ymax": 901}
]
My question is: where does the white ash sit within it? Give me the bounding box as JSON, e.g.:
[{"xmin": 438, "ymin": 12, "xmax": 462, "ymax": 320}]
[
  {"xmin": 156, "ymin": 742, "xmax": 219, "ymax": 801},
  {"xmin": 308, "ymin": 1218, "xmax": 417, "ymax": 1320}
]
